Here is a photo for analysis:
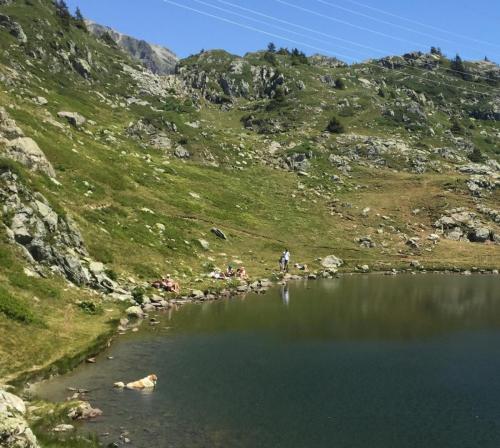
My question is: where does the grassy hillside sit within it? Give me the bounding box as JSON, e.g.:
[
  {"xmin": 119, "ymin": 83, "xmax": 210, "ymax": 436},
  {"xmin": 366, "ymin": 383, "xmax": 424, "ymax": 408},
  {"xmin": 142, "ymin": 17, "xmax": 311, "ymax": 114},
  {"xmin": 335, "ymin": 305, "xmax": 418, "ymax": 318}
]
[{"xmin": 0, "ymin": 0, "xmax": 498, "ymax": 390}]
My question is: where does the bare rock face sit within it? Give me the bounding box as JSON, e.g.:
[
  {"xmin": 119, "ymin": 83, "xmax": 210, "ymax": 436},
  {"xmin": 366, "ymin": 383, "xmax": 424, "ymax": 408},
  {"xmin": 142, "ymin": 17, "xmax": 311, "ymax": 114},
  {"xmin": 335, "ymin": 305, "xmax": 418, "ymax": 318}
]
[
  {"xmin": 0, "ymin": 107, "xmax": 55, "ymax": 177},
  {"xmin": 86, "ymin": 21, "xmax": 178, "ymax": 74},
  {"xmin": 0, "ymin": 13, "xmax": 27, "ymax": 44},
  {"xmin": 0, "ymin": 171, "xmax": 123, "ymax": 291},
  {"xmin": 0, "ymin": 389, "xmax": 40, "ymax": 448},
  {"xmin": 434, "ymin": 208, "xmax": 498, "ymax": 243},
  {"xmin": 4, "ymin": 137, "xmax": 56, "ymax": 177},
  {"xmin": 0, "ymin": 107, "xmax": 24, "ymax": 139}
]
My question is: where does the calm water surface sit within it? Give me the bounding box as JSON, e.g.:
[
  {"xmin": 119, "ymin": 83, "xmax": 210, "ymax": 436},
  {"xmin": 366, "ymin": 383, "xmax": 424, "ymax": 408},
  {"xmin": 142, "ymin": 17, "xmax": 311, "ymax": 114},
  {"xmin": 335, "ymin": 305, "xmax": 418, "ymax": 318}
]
[{"xmin": 38, "ymin": 275, "xmax": 500, "ymax": 448}]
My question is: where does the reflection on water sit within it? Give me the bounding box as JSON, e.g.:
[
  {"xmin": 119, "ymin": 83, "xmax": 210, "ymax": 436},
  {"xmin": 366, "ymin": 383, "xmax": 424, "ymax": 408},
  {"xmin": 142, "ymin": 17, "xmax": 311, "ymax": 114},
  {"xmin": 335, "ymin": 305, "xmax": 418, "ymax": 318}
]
[
  {"xmin": 280, "ymin": 284, "xmax": 290, "ymax": 307},
  {"xmin": 37, "ymin": 275, "xmax": 500, "ymax": 448},
  {"xmin": 173, "ymin": 274, "xmax": 500, "ymax": 341}
]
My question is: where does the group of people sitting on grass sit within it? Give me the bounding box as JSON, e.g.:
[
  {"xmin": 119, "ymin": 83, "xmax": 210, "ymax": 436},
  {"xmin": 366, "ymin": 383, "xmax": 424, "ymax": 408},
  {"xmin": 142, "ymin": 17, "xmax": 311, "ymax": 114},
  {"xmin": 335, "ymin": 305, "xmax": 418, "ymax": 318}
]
[
  {"xmin": 151, "ymin": 265, "xmax": 248, "ymax": 293},
  {"xmin": 152, "ymin": 249, "xmax": 292, "ymax": 294},
  {"xmin": 210, "ymin": 265, "xmax": 248, "ymax": 280}
]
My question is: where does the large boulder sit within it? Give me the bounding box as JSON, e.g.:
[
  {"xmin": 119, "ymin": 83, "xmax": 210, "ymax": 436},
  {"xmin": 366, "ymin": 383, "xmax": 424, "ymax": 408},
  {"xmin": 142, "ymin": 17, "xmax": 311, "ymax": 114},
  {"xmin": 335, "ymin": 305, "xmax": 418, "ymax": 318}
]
[
  {"xmin": 0, "ymin": 14, "xmax": 27, "ymax": 44},
  {"xmin": 0, "ymin": 391, "xmax": 26, "ymax": 415},
  {"xmin": 4, "ymin": 137, "xmax": 56, "ymax": 177},
  {"xmin": 0, "ymin": 107, "xmax": 24, "ymax": 139},
  {"xmin": 126, "ymin": 306, "xmax": 144, "ymax": 318},
  {"xmin": 174, "ymin": 145, "xmax": 190, "ymax": 159},
  {"xmin": 57, "ymin": 111, "xmax": 86, "ymax": 128},
  {"xmin": 72, "ymin": 58, "xmax": 92, "ymax": 79},
  {"xmin": 469, "ymin": 227, "xmax": 491, "ymax": 243},
  {"xmin": 0, "ymin": 389, "xmax": 40, "ymax": 448},
  {"xmin": 321, "ymin": 255, "xmax": 344, "ymax": 269}
]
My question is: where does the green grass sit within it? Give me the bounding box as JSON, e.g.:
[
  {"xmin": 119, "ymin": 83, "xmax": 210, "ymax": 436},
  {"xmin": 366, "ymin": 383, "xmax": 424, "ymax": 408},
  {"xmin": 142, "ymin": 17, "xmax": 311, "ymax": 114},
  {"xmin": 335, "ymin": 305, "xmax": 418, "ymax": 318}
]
[{"xmin": 0, "ymin": 285, "xmax": 39, "ymax": 324}]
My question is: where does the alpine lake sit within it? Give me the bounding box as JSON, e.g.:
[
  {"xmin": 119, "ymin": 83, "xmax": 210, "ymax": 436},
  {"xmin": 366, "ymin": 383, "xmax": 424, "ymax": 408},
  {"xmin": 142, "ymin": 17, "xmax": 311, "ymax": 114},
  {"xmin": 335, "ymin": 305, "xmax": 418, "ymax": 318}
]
[{"xmin": 36, "ymin": 274, "xmax": 500, "ymax": 448}]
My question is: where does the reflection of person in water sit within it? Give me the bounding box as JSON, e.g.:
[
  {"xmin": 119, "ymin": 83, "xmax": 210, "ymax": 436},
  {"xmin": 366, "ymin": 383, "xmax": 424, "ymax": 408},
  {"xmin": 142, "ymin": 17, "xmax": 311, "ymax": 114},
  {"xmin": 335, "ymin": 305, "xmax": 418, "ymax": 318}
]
[{"xmin": 281, "ymin": 284, "xmax": 290, "ymax": 307}]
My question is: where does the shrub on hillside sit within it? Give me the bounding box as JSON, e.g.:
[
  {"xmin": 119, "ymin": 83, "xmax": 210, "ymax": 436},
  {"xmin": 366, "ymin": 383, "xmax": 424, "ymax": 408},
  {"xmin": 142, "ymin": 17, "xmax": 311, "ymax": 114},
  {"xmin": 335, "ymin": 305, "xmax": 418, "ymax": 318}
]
[
  {"xmin": 335, "ymin": 78, "xmax": 346, "ymax": 90},
  {"xmin": 326, "ymin": 116, "xmax": 345, "ymax": 134},
  {"xmin": 0, "ymin": 286, "xmax": 38, "ymax": 324},
  {"xmin": 132, "ymin": 287, "xmax": 145, "ymax": 305},
  {"xmin": 468, "ymin": 147, "xmax": 485, "ymax": 163}
]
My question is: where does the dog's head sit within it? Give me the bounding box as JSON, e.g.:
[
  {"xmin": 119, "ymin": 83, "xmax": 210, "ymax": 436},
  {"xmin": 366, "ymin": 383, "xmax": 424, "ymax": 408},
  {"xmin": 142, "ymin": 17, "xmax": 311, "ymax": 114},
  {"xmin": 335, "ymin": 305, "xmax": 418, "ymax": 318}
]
[{"xmin": 148, "ymin": 374, "xmax": 158, "ymax": 383}]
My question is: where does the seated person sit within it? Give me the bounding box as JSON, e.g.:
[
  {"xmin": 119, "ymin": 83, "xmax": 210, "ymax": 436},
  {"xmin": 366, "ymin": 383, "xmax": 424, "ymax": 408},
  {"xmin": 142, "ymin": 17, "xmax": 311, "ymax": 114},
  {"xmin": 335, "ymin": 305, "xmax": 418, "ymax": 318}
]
[
  {"xmin": 236, "ymin": 266, "xmax": 248, "ymax": 279},
  {"xmin": 225, "ymin": 266, "xmax": 235, "ymax": 277},
  {"xmin": 152, "ymin": 275, "xmax": 180, "ymax": 294},
  {"xmin": 209, "ymin": 270, "xmax": 226, "ymax": 280},
  {"xmin": 164, "ymin": 278, "xmax": 180, "ymax": 294}
]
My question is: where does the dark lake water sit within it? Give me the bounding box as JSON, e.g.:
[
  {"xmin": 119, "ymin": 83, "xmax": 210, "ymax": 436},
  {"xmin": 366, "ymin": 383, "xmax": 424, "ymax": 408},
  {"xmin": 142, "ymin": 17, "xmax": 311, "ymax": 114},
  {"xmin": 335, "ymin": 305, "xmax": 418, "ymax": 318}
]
[{"xmin": 37, "ymin": 275, "xmax": 500, "ymax": 448}]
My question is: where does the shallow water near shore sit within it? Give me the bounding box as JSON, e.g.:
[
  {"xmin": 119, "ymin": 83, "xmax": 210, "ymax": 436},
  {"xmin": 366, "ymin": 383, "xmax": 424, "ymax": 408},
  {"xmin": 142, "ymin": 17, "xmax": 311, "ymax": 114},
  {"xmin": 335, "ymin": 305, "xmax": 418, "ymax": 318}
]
[{"xmin": 37, "ymin": 274, "xmax": 500, "ymax": 448}]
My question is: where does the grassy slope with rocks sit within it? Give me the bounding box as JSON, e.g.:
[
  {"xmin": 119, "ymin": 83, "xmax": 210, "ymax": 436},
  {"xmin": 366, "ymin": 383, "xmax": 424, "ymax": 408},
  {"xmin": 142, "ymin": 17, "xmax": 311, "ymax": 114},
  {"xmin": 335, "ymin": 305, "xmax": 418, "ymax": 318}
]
[{"xmin": 0, "ymin": 0, "xmax": 499, "ymax": 423}]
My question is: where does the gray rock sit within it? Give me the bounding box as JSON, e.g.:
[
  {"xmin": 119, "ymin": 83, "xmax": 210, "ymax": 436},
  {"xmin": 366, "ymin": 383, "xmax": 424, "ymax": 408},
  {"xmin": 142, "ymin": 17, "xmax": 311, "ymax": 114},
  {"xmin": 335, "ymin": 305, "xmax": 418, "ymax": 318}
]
[
  {"xmin": 211, "ymin": 227, "xmax": 227, "ymax": 240},
  {"xmin": 125, "ymin": 306, "xmax": 144, "ymax": 318},
  {"xmin": 321, "ymin": 255, "xmax": 343, "ymax": 269},
  {"xmin": 0, "ymin": 389, "xmax": 40, "ymax": 448},
  {"xmin": 0, "ymin": 107, "xmax": 24, "ymax": 139},
  {"xmin": 57, "ymin": 111, "xmax": 86, "ymax": 128},
  {"xmin": 358, "ymin": 264, "xmax": 370, "ymax": 273},
  {"xmin": 67, "ymin": 401, "xmax": 103, "ymax": 420},
  {"xmin": 87, "ymin": 21, "xmax": 178, "ymax": 74},
  {"xmin": 5, "ymin": 137, "xmax": 56, "ymax": 177},
  {"xmin": 33, "ymin": 97, "xmax": 48, "ymax": 106},
  {"xmin": 197, "ymin": 239, "xmax": 210, "ymax": 250},
  {"xmin": 174, "ymin": 145, "xmax": 190, "ymax": 159},
  {"xmin": 142, "ymin": 303, "xmax": 155, "ymax": 312},
  {"xmin": 0, "ymin": 14, "xmax": 27, "ymax": 43},
  {"xmin": 469, "ymin": 227, "xmax": 491, "ymax": 243},
  {"xmin": 72, "ymin": 58, "xmax": 92, "ymax": 78},
  {"xmin": 190, "ymin": 289, "xmax": 205, "ymax": 299},
  {"xmin": 357, "ymin": 236, "xmax": 375, "ymax": 248},
  {"xmin": 0, "ymin": 390, "xmax": 25, "ymax": 415},
  {"xmin": 149, "ymin": 134, "xmax": 171, "ymax": 150}
]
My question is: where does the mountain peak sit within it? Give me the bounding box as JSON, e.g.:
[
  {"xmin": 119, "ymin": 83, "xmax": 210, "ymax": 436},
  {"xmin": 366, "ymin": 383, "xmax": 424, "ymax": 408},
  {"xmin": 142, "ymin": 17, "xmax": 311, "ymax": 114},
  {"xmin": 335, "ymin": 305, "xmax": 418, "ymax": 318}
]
[{"xmin": 86, "ymin": 20, "xmax": 178, "ymax": 74}]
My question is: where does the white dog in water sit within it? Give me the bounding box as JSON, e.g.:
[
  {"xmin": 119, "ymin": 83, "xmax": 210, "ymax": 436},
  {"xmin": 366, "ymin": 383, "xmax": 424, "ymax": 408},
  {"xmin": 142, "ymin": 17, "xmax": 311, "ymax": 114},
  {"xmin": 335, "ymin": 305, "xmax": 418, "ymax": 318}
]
[{"xmin": 114, "ymin": 374, "xmax": 157, "ymax": 390}]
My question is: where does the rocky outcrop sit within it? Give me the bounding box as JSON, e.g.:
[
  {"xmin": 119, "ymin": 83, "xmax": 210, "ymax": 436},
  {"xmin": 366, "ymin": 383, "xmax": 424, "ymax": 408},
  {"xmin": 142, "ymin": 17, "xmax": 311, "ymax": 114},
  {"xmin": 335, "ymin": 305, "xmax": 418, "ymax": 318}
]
[
  {"xmin": 178, "ymin": 53, "xmax": 291, "ymax": 103},
  {"xmin": 434, "ymin": 208, "xmax": 498, "ymax": 243},
  {"xmin": 377, "ymin": 52, "xmax": 441, "ymax": 70},
  {"xmin": 87, "ymin": 21, "xmax": 178, "ymax": 74},
  {"xmin": 0, "ymin": 14, "xmax": 27, "ymax": 44},
  {"xmin": 458, "ymin": 163, "xmax": 500, "ymax": 197},
  {"xmin": 308, "ymin": 54, "xmax": 347, "ymax": 68},
  {"xmin": 4, "ymin": 138, "xmax": 56, "ymax": 178},
  {"xmin": 0, "ymin": 171, "xmax": 123, "ymax": 291},
  {"xmin": 0, "ymin": 389, "xmax": 40, "ymax": 448},
  {"xmin": 0, "ymin": 108, "xmax": 56, "ymax": 178}
]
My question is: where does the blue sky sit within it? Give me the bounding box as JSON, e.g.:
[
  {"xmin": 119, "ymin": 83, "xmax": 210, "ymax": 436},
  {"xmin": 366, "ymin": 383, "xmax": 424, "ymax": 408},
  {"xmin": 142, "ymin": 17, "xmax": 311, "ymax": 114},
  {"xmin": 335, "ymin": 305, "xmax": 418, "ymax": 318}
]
[{"xmin": 66, "ymin": 0, "xmax": 500, "ymax": 63}]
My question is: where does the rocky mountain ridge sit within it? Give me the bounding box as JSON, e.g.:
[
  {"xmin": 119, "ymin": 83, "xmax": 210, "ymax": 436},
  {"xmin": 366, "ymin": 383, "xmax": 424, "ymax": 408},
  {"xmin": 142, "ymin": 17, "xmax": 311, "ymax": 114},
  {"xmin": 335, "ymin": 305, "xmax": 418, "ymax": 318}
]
[{"xmin": 86, "ymin": 20, "xmax": 178, "ymax": 74}]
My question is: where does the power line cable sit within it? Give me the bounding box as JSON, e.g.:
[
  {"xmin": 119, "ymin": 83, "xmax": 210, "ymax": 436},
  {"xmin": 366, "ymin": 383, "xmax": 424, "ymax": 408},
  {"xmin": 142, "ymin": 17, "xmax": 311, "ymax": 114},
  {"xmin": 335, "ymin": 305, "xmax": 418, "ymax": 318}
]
[
  {"xmin": 343, "ymin": 0, "xmax": 500, "ymax": 50},
  {"xmin": 215, "ymin": 0, "xmax": 499, "ymax": 84},
  {"xmin": 190, "ymin": 0, "xmax": 361, "ymax": 59},
  {"xmin": 213, "ymin": 0, "xmax": 385, "ymax": 55},
  {"xmin": 312, "ymin": 0, "xmax": 498, "ymax": 59},
  {"xmin": 275, "ymin": 0, "xmax": 430, "ymax": 48},
  {"xmin": 162, "ymin": 0, "xmax": 497, "ymax": 97}
]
